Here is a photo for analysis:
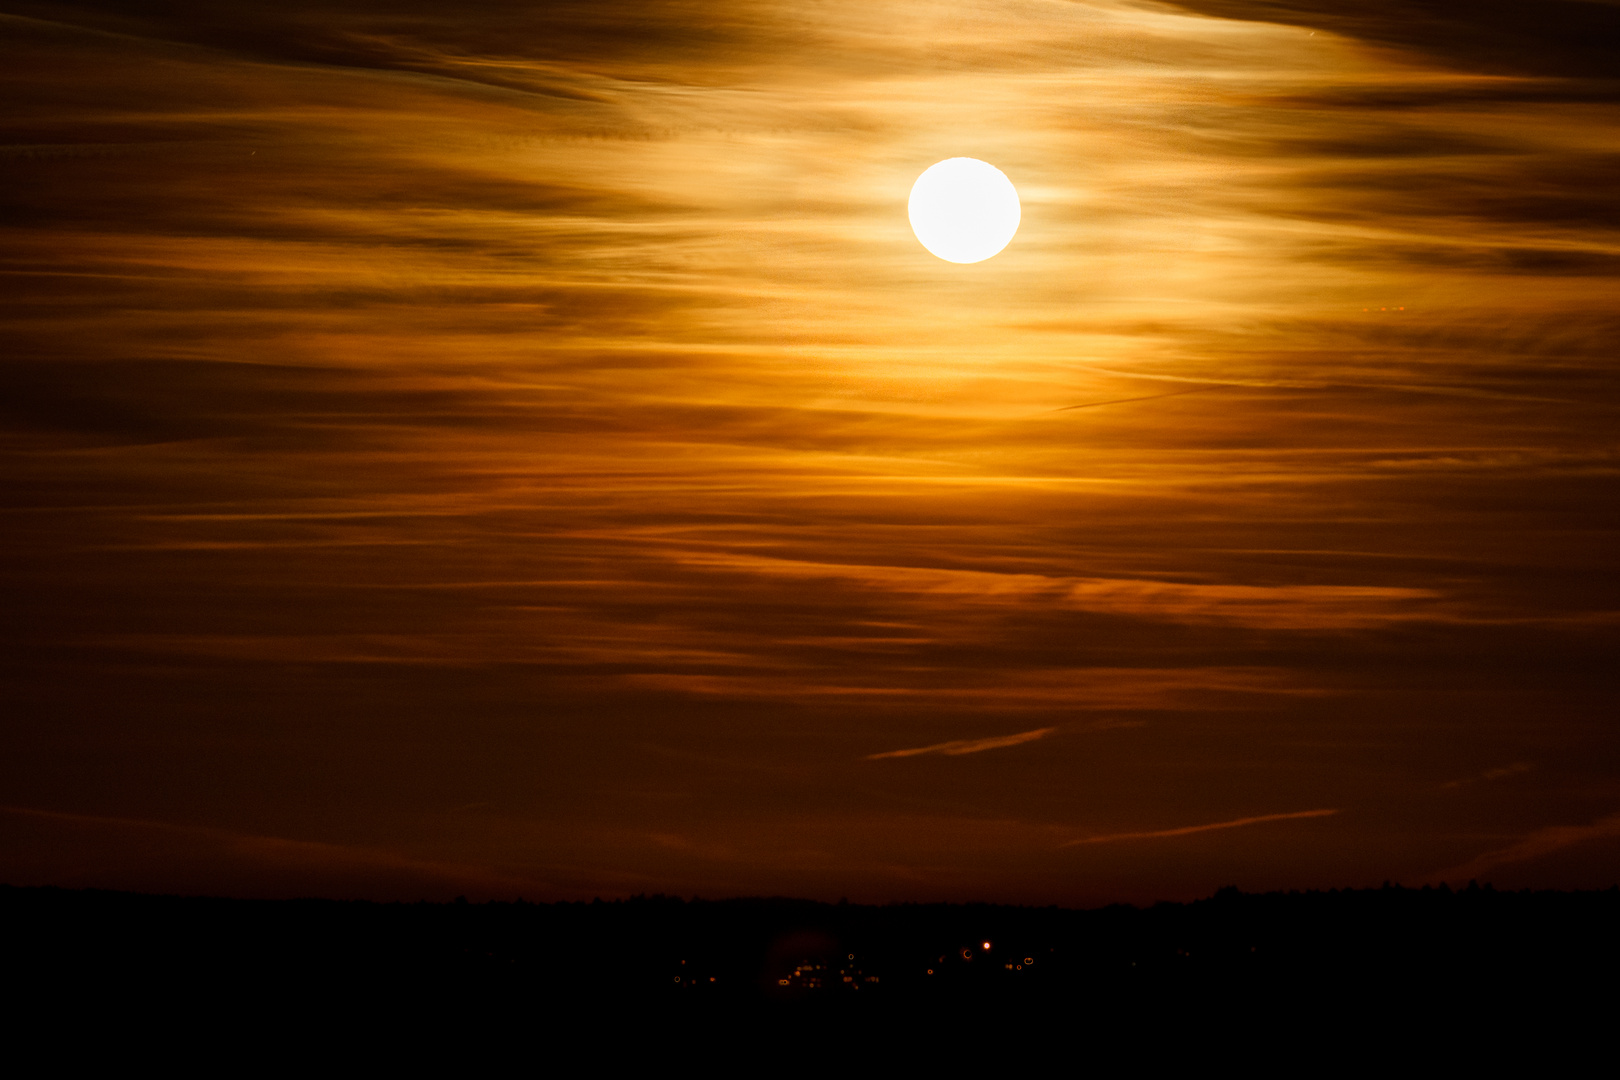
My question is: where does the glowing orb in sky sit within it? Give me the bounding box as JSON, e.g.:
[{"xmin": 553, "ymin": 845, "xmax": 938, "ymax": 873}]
[{"xmin": 907, "ymin": 158, "xmax": 1021, "ymax": 264}]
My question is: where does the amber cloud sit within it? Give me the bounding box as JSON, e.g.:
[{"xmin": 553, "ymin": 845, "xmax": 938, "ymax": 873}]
[{"xmin": 1, "ymin": 0, "xmax": 1618, "ymax": 903}]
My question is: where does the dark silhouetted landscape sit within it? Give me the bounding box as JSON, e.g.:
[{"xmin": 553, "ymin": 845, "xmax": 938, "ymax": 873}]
[{"xmin": 8, "ymin": 882, "xmax": 1617, "ymax": 1047}]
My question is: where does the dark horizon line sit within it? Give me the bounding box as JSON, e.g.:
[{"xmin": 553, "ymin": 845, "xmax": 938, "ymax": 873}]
[{"xmin": 8, "ymin": 877, "xmax": 1616, "ymax": 911}]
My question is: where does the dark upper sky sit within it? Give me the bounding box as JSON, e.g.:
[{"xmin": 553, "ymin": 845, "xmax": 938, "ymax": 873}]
[{"xmin": 3, "ymin": 0, "xmax": 1618, "ymax": 903}]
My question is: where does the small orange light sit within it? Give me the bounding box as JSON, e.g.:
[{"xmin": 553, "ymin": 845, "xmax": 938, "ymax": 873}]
[{"xmin": 982, "ymin": 941, "xmax": 991, "ymax": 950}]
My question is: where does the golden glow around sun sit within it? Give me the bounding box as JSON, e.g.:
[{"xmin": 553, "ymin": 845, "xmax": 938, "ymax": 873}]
[{"xmin": 907, "ymin": 158, "xmax": 1021, "ymax": 264}]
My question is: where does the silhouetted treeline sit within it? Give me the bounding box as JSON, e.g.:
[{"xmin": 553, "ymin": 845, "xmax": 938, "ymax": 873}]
[{"xmin": 4, "ymin": 882, "xmax": 1617, "ymax": 1026}]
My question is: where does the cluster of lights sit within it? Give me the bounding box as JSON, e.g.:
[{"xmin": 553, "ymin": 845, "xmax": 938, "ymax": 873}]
[
  {"xmin": 674, "ymin": 959, "xmax": 715, "ymax": 986},
  {"xmin": 777, "ymin": 954, "xmax": 878, "ymax": 990},
  {"xmin": 687, "ymin": 939, "xmax": 1047, "ymax": 988},
  {"xmin": 929, "ymin": 940, "xmax": 1035, "ymax": 975}
]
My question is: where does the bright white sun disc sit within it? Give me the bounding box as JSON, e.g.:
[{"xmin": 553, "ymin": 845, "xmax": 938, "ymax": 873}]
[{"xmin": 908, "ymin": 158, "xmax": 1020, "ymax": 264}]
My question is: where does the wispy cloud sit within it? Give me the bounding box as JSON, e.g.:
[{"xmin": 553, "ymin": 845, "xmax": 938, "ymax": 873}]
[
  {"xmin": 1427, "ymin": 813, "xmax": 1620, "ymax": 884},
  {"xmin": 672, "ymin": 553, "xmax": 1447, "ymax": 631},
  {"xmin": 0, "ymin": 805, "xmax": 539, "ymax": 897},
  {"xmin": 1441, "ymin": 761, "xmax": 1534, "ymax": 790},
  {"xmin": 1, "ymin": 0, "xmax": 1616, "ymax": 902},
  {"xmin": 1061, "ymin": 809, "xmax": 1341, "ymax": 847},
  {"xmin": 626, "ymin": 667, "xmax": 1316, "ymax": 710},
  {"xmin": 866, "ymin": 727, "xmax": 1055, "ymax": 760}
]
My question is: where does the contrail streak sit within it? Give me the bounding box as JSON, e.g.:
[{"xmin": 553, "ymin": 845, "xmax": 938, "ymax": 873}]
[
  {"xmin": 1061, "ymin": 808, "xmax": 1339, "ymax": 847},
  {"xmin": 866, "ymin": 727, "xmax": 1055, "ymax": 760}
]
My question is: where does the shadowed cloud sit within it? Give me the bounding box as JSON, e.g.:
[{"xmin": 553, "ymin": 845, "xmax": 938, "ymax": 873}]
[
  {"xmin": 1165, "ymin": 0, "xmax": 1620, "ymax": 79},
  {"xmin": 0, "ymin": 805, "xmax": 544, "ymax": 899},
  {"xmin": 1427, "ymin": 813, "xmax": 1620, "ymax": 886}
]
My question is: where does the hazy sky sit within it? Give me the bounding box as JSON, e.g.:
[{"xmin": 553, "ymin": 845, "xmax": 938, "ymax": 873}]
[{"xmin": 3, "ymin": 0, "xmax": 1619, "ymax": 903}]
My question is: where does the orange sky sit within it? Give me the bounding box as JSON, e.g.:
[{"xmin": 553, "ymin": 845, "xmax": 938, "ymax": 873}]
[{"xmin": 3, "ymin": 0, "xmax": 1619, "ymax": 903}]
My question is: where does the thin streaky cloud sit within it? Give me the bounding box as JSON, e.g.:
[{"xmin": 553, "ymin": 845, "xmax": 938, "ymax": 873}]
[
  {"xmin": 1061, "ymin": 809, "xmax": 1341, "ymax": 847},
  {"xmin": 1426, "ymin": 813, "xmax": 1620, "ymax": 884},
  {"xmin": 1441, "ymin": 761, "xmax": 1534, "ymax": 789},
  {"xmin": 1051, "ymin": 388, "xmax": 1219, "ymax": 413},
  {"xmin": 0, "ymin": 805, "xmax": 536, "ymax": 891},
  {"xmin": 866, "ymin": 727, "xmax": 1056, "ymax": 761},
  {"xmin": 671, "ymin": 552, "xmax": 1444, "ymax": 630},
  {"xmin": 2, "ymin": 0, "xmax": 1617, "ymax": 902}
]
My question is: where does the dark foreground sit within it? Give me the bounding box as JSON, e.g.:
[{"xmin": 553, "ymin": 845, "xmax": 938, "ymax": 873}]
[{"xmin": 5, "ymin": 883, "xmax": 1617, "ymax": 1057}]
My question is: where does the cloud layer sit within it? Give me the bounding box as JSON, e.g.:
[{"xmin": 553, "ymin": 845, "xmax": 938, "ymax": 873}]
[{"xmin": 1, "ymin": 0, "xmax": 1617, "ymax": 901}]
